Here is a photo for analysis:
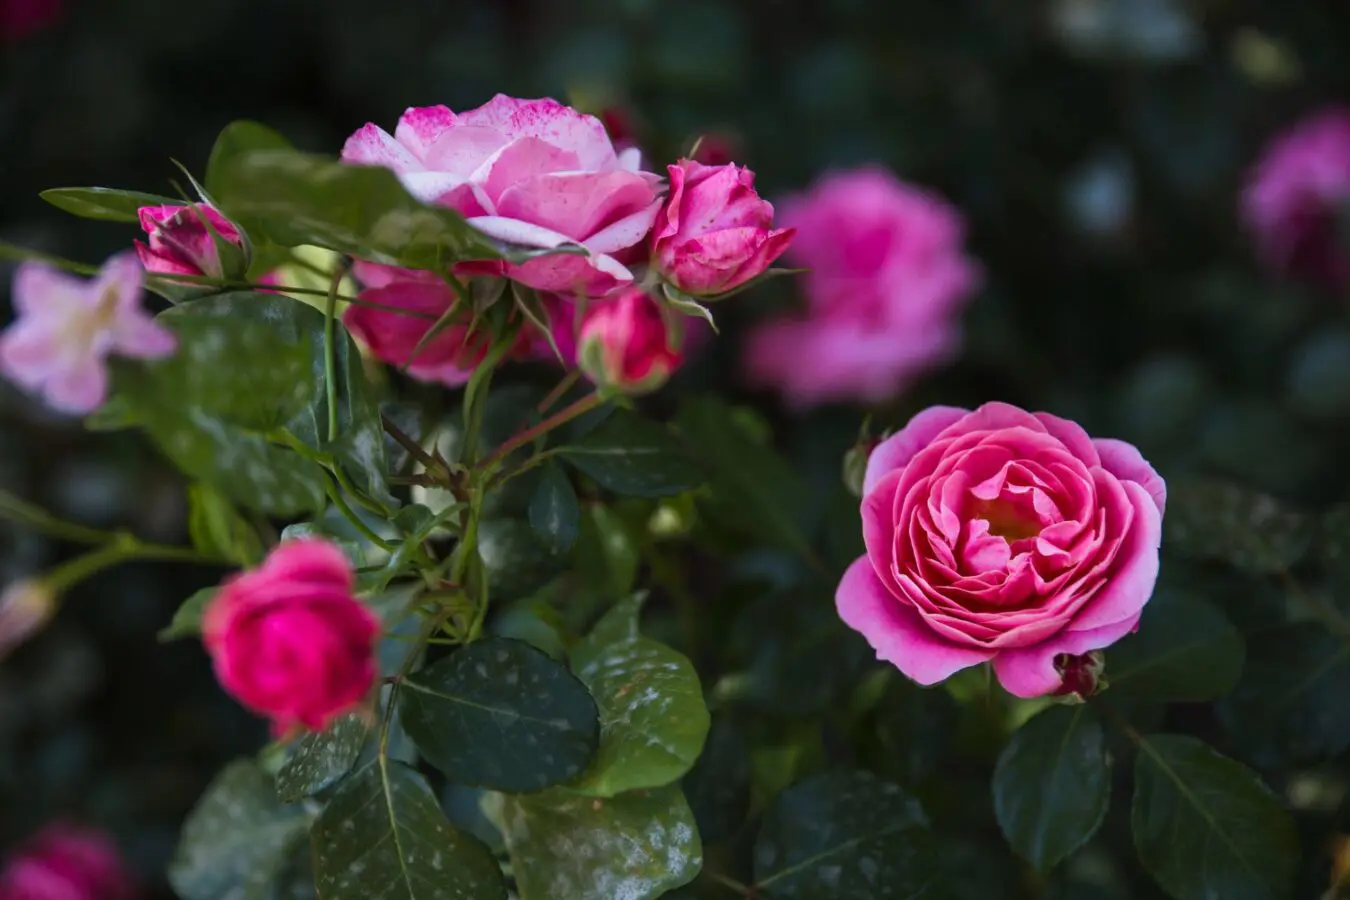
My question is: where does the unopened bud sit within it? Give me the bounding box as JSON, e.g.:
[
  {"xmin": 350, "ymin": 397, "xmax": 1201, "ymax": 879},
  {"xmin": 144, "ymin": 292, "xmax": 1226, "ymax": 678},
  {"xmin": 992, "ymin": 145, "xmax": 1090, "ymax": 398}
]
[
  {"xmin": 577, "ymin": 288, "xmax": 682, "ymax": 396},
  {"xmin": 0, "ymin": 579, "xmax": 57, "ymax": 660},
  {"xmin": 1052, "ymin": 651, "xmax": 1107, "ymax": 704}
]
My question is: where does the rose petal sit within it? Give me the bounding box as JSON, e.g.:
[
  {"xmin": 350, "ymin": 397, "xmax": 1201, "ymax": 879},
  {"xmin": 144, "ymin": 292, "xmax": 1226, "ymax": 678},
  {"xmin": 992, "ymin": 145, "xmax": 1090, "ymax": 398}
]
[
  {"xmin": 341, "ymin": 124, "xmax": 421, "ymax": 172},
  {"xmin": 992, "ymin": 612, "xmax": 1141, "ymax": 698},
  {"xmin": 1094, "ymin": 438, "xmax": 1167, "ymax": 515},
  {"xmin": 836, "ymin": 556, "xmax": 995, "ymax": 685},
  {"xmin": 394, "ymin": 105, "xmax": 457, "ymax": 158}
]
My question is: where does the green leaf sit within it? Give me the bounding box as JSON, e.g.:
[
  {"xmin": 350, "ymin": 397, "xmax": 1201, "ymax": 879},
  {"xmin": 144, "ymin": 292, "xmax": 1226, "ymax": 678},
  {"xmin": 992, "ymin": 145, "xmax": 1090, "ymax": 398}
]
[
  {"xmin": 158, "ymin": 588, "xmax": 216, "ymax": 642},
  {"xmin": 567, "ymin": 595, "xmax": 711, "ymax": 797},
  {"xmin": 993, "ymin": 705, "xmax": 1111, "ymax": 871},
  {"xmin": 682, "ymin": 717, "xmax": 751, "ymax": 845},
  {"xmin": 398, "ymin": 637, "xmax": 599, "ymax": 792},
  {"xmin": 188, "ymin": 483, "xmax": 263, "ymax": 566},
  {"xmin": 574, "ymin": 504, "xmax": 640, "ymax": 598},
  {"xmin": 110, "ymin": 295, "xmax": 328, "ymax": 515},
  {"xmin": 477, "ymin": 518, "xmax": 568, "ymax": 601},
  {"xmin": 275, "ymin": 713, "xmax": 370, "ymax": 803},
  {"xmin": 1164, "ymin": 476, "xmax": 1314, "ymax": 574},
  {"xmin": 485, "ymin": 783, "xmax": 702, "ymax": 900},
  {"xmin": 312, "ymin": 759, "xmax": 506, "ymax": 900},
  {"xmin": 212, "ymin": 149, "xmax": 505, "ymax": 268},
  {"xmin": 560, "ymin": 410, "xmax": 704, "ymax": 498},
  {"xmin": 873, "ymin": 677, "xmax": 959, "ymax": 787},
  {"xmin": 169, "ymin": 759, "xmax": 310, "ymax": 900},
  {"xmin": 40, "ymin": 187, "xmax": 180, "ymax": 222},
  {"xmin": 675, "ymin": 396, "xmax": 813, "ymax": 557},
  {"xmin": 205, "ymin": 120, "xmax": 293, "ymax": 197},
  {"xmin": 753, "ymin": 770, "xmax": 941, "ymax": 899},
  {"xmin": 529, "ymin": 463, "xmax": 580, "ymax": 554},
  {"xmin": 177, "ymin": 292, "xmax": 395, "ymax": 510},
  {"xmin": 1218, "ymin": 624, "xmax": 1350, "ymax": 767},
  {"xmin": 1131, "ymin": 734, "xmax": 1297, "ymax": 900},
  {"xmin": 1107, "ymin": 590, "xmax": 1245, "ymax": 702}
]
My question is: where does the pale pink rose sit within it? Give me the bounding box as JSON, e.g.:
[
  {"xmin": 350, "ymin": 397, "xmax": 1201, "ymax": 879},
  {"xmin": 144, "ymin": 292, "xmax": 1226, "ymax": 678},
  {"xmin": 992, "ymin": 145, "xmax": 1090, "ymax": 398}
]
[
  {"xmin": 577, "ymin": 288, "xmax": 682, "ymax": 395},
  {"xmin": 0, "ymin": 822, "xmax": 135, "ymax": 900},
  {"xmin": 837, "ymin": 402, "xmax": 1165, "ymax": 698},
  {"xmin": 341, "ymin": 95, "xmax": 663, "ymax": 298},
  {"xmin": 0, "ymin": 0, "xmax": 63, "ymax": 43},
  {"xmin": 134, "ymin": 204, "xmax": 243, "ymax": 279},
  {"xmin": 1242, "ymin": 106, "xmax": 1350, "ymax": 288},
  {"xmin": 652, "ymin": 159, "xmax": 794, "ymax": 297},
  {"xmin": 202, "ymin": 539, "xmax": 380, "ymax": 734},
  {"xmin": 0, "ymin": 254, "xmax": 177, "ymax": 415},
  {"xmin": 744, "ymin": 167, "xmax": 980, "ymax": 409}
]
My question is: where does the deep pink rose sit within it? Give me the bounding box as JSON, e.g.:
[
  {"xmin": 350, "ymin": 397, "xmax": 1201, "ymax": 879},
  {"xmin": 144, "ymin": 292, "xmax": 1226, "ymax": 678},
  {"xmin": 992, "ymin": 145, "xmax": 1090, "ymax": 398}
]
[
  {"xmin": 744, "ymin": 167, "xmax": 980, "ymax": 409},
  {"xmin": 1242, "ymin": 106, "xmax": 1350, "ymax": 288},
  {"xmin": 342, "ymin": 95, "xmax": 663, "ymax": 298},
  {"xmin": 202, "ymin": 539, "xmax": 379, "ymax": 734},
  {"xmin": 652, "ymin": 159, "xmax": 794, "ymax": 297},
  {"xmin": 134, "ymin": 205, "xmax": 243, "ymax": 279},
  {"xmin": 837, "ymin": 402, "xmax": 1166, "ymax": 698},
  {"xmin": 343, "ymin": 275, "xmax": 501, "ymax": 387},
  {"xmin": 0, "ymin": 823, "xmax": 134, "ymax": 900},
  {"xmin": 577, "ymin": 288, "xmax": 682, "ymax": 395}
]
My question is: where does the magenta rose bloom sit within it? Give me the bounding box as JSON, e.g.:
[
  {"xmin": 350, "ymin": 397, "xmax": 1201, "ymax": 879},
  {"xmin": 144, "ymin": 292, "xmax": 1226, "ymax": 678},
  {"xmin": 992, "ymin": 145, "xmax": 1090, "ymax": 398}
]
[
  {"xmin": 837, "ymin": 402, "xmax": 1166, "ymax": 698},
  {"xmin": 744, "ymin": 167, "xmax": 980, "ymax": 409},
  {"xmin": 1242, "ymin": 106, "xmax": 1350, "ymax": 288},
  {"xmin": 134, "ymin": 204, "xmax": 244, "ymax": 280},
  {"xmin": 342, "ymin": 95, "xmax": 663, "ymax": 299},
  {"xmin": 0, "ymin": 822, "xmax": 135, "ymax": 900},
  {"xmin": 0, "ymin": 0, "xmax": 63, "ymax": 43},
  {"xmin": 577, "ymin": 287, "xmax": 683, "ymax": 395},
  {"xmin": 652, "ymin": 159, "xmax": 794, "ymax": 297},
  {"xmin": 202, "ymin": 539, "xmax": 380, "ymax": 734}
]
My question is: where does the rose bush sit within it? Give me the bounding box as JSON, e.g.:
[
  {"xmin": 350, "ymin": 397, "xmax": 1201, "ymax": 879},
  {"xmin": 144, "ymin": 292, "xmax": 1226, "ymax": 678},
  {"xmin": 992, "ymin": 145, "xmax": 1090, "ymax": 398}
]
[{"xmin": 838, "ymin": 402, "xmax": 1165, "ymax": 697}]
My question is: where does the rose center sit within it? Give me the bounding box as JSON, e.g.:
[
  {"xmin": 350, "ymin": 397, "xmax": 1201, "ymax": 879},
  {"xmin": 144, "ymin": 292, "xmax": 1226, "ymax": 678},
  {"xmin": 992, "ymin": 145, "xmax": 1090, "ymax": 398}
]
[{"xmin": 974, "ymin": 498, "xmax": 1042, "ymax": 543}]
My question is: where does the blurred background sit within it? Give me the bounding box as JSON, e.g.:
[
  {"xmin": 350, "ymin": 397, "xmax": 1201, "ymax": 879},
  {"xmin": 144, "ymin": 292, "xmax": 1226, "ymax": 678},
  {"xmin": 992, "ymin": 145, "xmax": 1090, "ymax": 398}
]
[{"xmin": 3, "ymin": 0, "xmax": 1349, "ymax": 896}]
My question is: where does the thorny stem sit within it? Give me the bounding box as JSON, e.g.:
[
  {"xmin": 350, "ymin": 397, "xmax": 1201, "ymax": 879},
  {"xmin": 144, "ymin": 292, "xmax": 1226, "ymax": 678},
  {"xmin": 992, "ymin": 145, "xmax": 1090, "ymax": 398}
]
[
  {"xmin": 477, "ymin": 391, "xmax": 604, "ymax": 473},
  {"xmin": 704, "ymin": 872, "xmax": 755, "ymax": 897},
  {"xmin": 323, "ymin": 477, "xmax": 398, "ymax": 553},
  {"xmin": 381, "ymin": 414, "xmax": 454, "ymax": 485}
]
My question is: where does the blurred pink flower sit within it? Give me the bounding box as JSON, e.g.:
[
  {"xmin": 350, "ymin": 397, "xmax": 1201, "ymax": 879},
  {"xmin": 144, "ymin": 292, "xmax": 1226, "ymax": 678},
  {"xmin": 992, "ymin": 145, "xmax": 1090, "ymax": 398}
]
[
  {"xmin": 0, "ymin": 0, "xmax": 63, "ymax": 43},
  {"xmin": 0, "ymin": 579, "xmax": 55, "ymax": 661},
  {"xmin": 342, "ymin": 95, "xmax": 663, "ymax": 299},
  {"xmin": 743, "ymin": 166, "xmax": 980, "ymax": 409},
  {"xmin": 1242, "ymin": 106, "xmax": 1350, "ymax": 288},
  {"xmin": 0, "ymin": 254, "xmax": 176, "ymax": 415},
  {"xmin": 0, "ymin": 822, "xmax": 134, "ymax": 900}
]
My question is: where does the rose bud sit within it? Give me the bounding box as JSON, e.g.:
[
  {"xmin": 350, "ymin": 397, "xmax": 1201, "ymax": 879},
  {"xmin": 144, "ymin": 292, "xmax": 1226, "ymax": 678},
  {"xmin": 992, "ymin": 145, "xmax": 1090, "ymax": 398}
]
[
  {"xmin": 577, "ymin": 288, "xmax": 682, "ymax": 396},
  {"xmin": 202, "ymin": 539, "xmax": 380, "ymax": 735},
  {"xmin": 134, "ymin": 204, "xmax": 246, "ymax": 280},
  {"xmin": 1052, "ymin": 651, "xmax": 1107, "ymax": 704},
  {"xmin": 0, "ymin": 578, "xmax": 56, "ymax": 660},
  {"xmin": 652, "ymin": 159, "xmax": 795, "ymax": 299}
]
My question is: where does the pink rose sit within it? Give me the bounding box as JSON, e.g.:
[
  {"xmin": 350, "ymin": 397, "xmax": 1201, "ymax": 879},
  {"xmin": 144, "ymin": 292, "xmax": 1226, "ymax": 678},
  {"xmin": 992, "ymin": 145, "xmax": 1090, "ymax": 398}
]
[
  {"xmin": 202, "ymin": 539, "xmax": 379, "ymax": 734},
  {"xmin": 342, "ymin": 95, "xmax": 664, "ymax": 298},
  {"xmin": 134, "ymin": 204, "xmax": 243, "ymax": 280},
  {"xmin": 652, "ymin": 159, "xmax": 794, "ymax": 297},
  {"xmin": 0, "ymin": 823, "xmax": 134, "ymax": 900},
  {"xmin": 1242, "ymin": 106, "xmax": 1350, "ymax": 288},
  {"xmin": 743, "ymin": 167, "xmax": 980, "ymax": 409},
  {"xmin": 343, "ymin": 274, "xmax": 501, "ymax": 387},
  {"xmin": 577, "ymin": 288, "xmax": 682, "ymax": 395},
  {"xmin": 837, "ymin": 402, "xmax": 1166, "ymax": 698},
  {"xmin": 0, "ymin": 254, "xmax": 177, "ymax": 415}
]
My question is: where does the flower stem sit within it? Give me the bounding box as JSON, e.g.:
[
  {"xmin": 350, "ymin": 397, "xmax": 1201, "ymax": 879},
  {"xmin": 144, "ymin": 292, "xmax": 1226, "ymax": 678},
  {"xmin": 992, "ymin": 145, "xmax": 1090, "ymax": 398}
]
[
  {"xmin": 537, "ymin": 371, "xmax": 581, "ymax": 414},
  {"xmin": 478, "ymin": 391, "xmax": 604, "ymax": 473},
  {"xmin": 323, "ymin": 260, "xmax": 350, "ymax": 443},
  {"xmin": 324, "ymin": 477, "xmax": 398, "ymax": 553}
]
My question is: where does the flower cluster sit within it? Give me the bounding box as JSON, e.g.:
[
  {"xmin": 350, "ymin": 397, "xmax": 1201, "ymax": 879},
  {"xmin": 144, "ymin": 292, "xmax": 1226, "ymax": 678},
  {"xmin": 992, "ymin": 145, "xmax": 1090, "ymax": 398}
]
[{"xmin": 338, "ymin": 95, "xmax": 792, "ymax": 395}]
